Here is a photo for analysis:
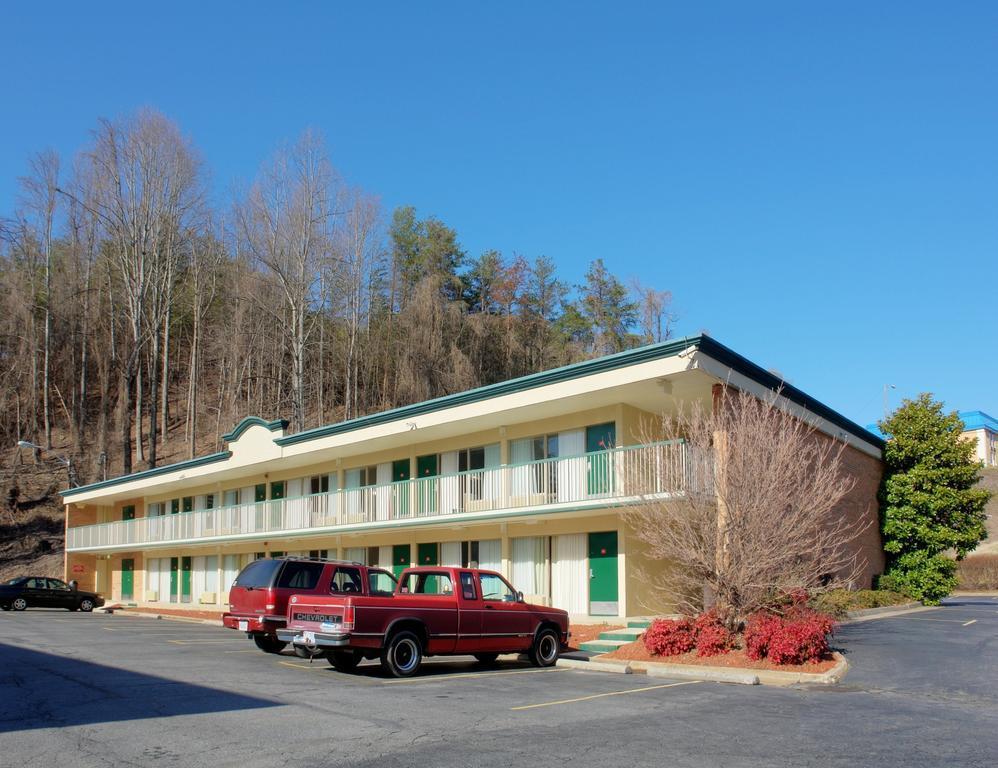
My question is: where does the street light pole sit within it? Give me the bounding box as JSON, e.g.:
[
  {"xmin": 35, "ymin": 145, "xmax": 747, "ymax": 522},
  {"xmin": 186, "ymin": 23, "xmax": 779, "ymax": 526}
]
[
  {"xmin": 16, "ymin": 440, "xmax": 77, "ymax": 488},
  {"xmin": 883, "ymin": 384, "xmax": 897, "ymax": 421}
]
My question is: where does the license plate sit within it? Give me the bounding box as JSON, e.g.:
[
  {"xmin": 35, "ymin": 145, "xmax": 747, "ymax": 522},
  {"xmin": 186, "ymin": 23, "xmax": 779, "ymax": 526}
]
[
  {"xmin": 302, "ymin": 631, "xmax": 315, "ymax": 644},
  {"xmin": 238, "ymin": 620, "xmax": 248, "ymax": 631}
]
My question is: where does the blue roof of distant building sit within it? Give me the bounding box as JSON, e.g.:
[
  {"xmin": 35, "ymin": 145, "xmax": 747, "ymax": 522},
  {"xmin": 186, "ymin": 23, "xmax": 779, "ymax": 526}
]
[{"xmin": 866, "ymin": 410, "xmax": 998, "ymax": 440}]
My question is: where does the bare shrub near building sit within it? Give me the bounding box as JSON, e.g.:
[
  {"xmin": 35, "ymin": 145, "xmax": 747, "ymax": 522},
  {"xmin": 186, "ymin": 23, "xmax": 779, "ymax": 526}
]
[{"xmin": 625, "ymin": 388, "xmax": 869, "ymax": 626}]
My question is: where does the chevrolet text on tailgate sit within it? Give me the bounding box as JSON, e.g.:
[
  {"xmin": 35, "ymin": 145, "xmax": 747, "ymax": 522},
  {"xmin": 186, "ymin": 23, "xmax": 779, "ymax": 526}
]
[
  {"xmin": 277, "ymin": 567, "xmax": 570, "ymax": 677},
  {"xmin": 222, "ymin": 556, "xmax": 397, "ymax": 656}
]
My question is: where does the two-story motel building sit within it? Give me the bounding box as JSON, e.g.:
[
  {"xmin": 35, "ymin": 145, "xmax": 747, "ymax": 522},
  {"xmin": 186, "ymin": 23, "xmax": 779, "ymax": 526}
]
[{"xmin": 61, "ymin": 336, "xmax": 886, "ymax": 619}]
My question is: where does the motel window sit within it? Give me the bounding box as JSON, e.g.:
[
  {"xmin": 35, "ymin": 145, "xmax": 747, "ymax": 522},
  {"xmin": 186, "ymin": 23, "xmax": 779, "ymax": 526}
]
[
  {"xmin": 171, "ymin": 499, "xmax": 180, "ymax": 514},
  {"xmin": 205, "ymin": 494, "xmax": 215, "ymax": 510},
  {"xmin": 309, "ymin": 475, "xmax": 330, "ymax": 494},
  {"xmin": 148, "ymin": 502, "xmax": 165, "ymax": 517},
  {"xmin": 182, "ymin": 496, "xmax": 194, "ymax": 513},
  {"xmin": 254, "ymin": 484, "xmax": 266, "ymax": 503},
  {"xmin": 122, "ymin": 505, "xmax": 135, "ymax": 521},
  {"xmin": 223, "ymin": 489, "xmax": 239, "ymax": 507},
  {"xmin": 270, "ymin": 482, "xmax": 285, "ymax": 500}
]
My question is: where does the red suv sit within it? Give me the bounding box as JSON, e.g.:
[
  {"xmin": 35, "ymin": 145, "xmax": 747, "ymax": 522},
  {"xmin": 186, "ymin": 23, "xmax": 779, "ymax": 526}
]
[{"xmin": 222, "ymin": 556, "xmax": 397, "ymax": 655}]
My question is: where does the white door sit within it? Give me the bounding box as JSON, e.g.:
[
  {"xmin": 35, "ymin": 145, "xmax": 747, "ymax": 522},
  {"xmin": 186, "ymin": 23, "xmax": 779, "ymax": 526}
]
[
  {"xmin": 557, "ymin": 430, "xmax": 585, "ymax": 502},
  {"xmin": 440, "ymin": 541, "xmax": 462, "ymax": 567},
  {"xmin": 439, "ymin": 451, "xmax": 460, "ymax": 515}
]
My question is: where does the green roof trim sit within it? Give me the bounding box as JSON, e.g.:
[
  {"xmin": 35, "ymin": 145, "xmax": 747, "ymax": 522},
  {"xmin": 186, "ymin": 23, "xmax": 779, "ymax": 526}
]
[
  {"xmin": 62, "ymin": 451, "xmax": 232, "ymax": 499},
  {"xmin": 695, "ymin": 335, "xmax": 885, "ymax": 450},
  {"xmin": 221, "ymin": 416, "xmax": 289, "ymax": 443}
]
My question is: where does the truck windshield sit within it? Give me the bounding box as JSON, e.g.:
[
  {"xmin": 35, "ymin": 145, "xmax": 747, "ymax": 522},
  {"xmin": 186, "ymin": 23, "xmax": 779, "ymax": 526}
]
[{"xmin": 233, "ymin": 559, "xmax": 283, "ymax": 589}]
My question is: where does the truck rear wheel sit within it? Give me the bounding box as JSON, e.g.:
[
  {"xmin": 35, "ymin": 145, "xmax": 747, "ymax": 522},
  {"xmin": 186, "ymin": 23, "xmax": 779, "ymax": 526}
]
[
  {"xmin": 328, "ymin": 650, "xmax": 362, "ymax": 672},
  {"xmin": 380, "ymin": 630, "xmax": 423, "ymax": 677},
  {"xmin": 253, "ymin": 635, "xmax": 287, "ymax": 654},
  {"xmin": 528, "ymin": 627, "xmax": 560, "ymax": 667}
]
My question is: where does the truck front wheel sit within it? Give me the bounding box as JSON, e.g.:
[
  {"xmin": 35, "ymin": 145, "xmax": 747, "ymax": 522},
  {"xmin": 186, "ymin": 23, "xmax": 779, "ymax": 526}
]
[
  {"xmin": 529, "ymin": 628, "xmax": 560, "ymax": 667},
  {"xmin": 381, "ymin": 630, "xmax": 423, "ymax": 677}
]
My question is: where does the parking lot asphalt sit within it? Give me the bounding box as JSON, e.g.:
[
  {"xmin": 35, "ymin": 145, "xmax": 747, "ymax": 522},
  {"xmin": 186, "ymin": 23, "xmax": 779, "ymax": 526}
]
[{"xmin": 1, "ymin": 598, "xmax": 996, "ymax": 768}]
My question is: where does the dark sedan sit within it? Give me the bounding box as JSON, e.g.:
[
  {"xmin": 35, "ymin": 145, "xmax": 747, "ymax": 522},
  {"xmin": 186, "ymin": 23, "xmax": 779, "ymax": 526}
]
[{"xmin": 0, "ymin": 576, "xmax": 104, "ymax": 612}]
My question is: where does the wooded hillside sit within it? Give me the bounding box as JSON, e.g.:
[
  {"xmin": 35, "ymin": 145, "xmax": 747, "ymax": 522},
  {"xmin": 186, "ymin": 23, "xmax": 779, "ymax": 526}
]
[{"xmin": 0, "ymin": 108, "xmax": 675, "ymax": 487}]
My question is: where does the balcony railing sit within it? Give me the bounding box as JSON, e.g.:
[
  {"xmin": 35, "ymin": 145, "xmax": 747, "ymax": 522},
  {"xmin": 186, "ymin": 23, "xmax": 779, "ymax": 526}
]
[{"xmin": 66, "ymin": 440, "xmax": 711, "ymax": 551}]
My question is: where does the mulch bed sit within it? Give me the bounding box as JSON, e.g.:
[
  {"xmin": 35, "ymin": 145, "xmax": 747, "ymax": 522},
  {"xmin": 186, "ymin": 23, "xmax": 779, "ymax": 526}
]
[{"xmin": 603, "ymin": 636, "xmax": 838, "ymax": 673}]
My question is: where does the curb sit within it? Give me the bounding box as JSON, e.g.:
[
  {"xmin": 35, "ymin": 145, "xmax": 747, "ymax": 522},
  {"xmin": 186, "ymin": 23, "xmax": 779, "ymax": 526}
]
[
  {"xmin": 566, "ymin": 651, "xmax": 849, "ymax": 687},
  {"xmin": 557, "ymin": 658, "xmax": 633, "ymax": 674},
  {"xmin": 105, "ymin": 609, "xmax": 224, "ymax": 627},
  {"xmin": 842, "ymin": 604, "xmax": 930, "ymax": 623},
  {"xmin": 629, "ymin": 660, "xmax": 758, "ymax": 685}
]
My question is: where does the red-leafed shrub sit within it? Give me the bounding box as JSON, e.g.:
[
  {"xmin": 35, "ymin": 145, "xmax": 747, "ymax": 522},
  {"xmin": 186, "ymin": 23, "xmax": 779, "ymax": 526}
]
[
  {"xmin": 744, "ymin": 608, "xmax": 836, "ymax": 664},
  {"xmin": 643, "ymin": 617, "xmax": 697, "ymax": 656},
  {"xmin": 693, "ymin": 610, "xmax": 735, "ymax": 656}
]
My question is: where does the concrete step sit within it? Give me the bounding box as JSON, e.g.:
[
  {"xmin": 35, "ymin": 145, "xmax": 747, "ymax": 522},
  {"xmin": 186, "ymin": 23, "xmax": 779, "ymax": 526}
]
[
  {"xmin": 627, "ymin": 619, "xmax": 652, "ymax": 629},
  {"xmin": 578, "ymin": 639, "xmax": 631, "ymax": 653},
  {"xmin": 599, "ymin": 628, "xmax": 645, "ymax": 641}
]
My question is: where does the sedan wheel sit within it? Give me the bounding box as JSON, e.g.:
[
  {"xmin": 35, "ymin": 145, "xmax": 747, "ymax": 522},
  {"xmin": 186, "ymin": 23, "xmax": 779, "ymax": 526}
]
[
  {"xmin": 12, "ymin": 597, "xmax": 27, "ymax": 612},
  {"xmin": 79, "ymin": 598, "xmax": 95, "ymax": 612}
]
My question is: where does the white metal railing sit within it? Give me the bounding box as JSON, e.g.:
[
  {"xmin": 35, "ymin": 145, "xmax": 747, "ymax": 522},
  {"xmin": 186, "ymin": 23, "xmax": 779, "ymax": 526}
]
[{"xmin": 66, "ymin": 441, "xmax": 710, "ymax": 551}]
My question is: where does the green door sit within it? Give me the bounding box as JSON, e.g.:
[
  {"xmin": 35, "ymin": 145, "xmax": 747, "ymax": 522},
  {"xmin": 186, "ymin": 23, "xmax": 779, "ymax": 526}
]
[
  {"xmin": 254, "ymin": 484, "xmax": 267, "ymax": 502},
  {"xmin": 182, "ymin": 496, "xmax": 194, "ymax": 513},
  {"xmin": 588, "ymin": 531, "xmax": 618, "ymax": 616},
  {"xmin": 121, "ymin": 558, "xmax": 134, "ymax": 601},
  {"xmin": 417, "ymin": 542, "xmax": 439, "ymax": 592},
  {"xmin": 169, "ymin": 557, "xmax": 179, "ymax": 602},
  {"xmin": 416, "ymin": 454, "xmax": 438, "ymax": 515},
  {"xmin": 392, "ymin": 544, "xmax": 411, "ymax": 580},
  {"xmin": 586, "ymin": 422, "xmax": 616, "ymax": 495},
  {"xmin": 393, "ymin": 459, "xmax": 410, "ymax": 517},
  {"xmin": 122, "ymin": 505, "xmax": 135, "ymax": 521},
  {"xmin": 181, "ymin": 556, "xmax": 192, "ymax": 603},
  {"xmin": 171, "ymin": 499, "xmax": 180, "ymax": 515}
]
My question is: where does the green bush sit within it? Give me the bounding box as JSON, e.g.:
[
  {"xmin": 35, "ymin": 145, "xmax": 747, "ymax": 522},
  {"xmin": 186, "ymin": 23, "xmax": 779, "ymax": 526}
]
[
  {"xmin": 878, "ymin": 552, "xmax": 957, "ymax": 604},
  {"xmin": 810, "ymin": 589, "xmax": 911, "ymax": 618},
  {"xmin": 956, "ymin": 555, "xmax": 998, "ymax": 591}
]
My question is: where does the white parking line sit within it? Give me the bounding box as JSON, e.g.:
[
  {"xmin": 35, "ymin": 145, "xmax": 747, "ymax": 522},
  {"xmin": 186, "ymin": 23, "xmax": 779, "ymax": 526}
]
[
  {"xmin": 512, "ymin": 680, "xmax": 702, "ymax": 710},
  {"xmin": 963, "ymin": 619, "xmax": 977, "ymax": 626},
  {"xmin": 382, "ymin": 667, "xmax": 566, "ymax": 685}
]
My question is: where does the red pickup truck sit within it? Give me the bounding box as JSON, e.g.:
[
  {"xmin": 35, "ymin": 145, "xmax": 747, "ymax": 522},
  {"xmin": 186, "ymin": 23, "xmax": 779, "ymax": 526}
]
[
  {"xmin": 222, "ymin": 556, "xmax": 397, "ymax": 655},
  {"xmin": 276, "ymin": 566, "xmax": 570, "ymax": 677}
]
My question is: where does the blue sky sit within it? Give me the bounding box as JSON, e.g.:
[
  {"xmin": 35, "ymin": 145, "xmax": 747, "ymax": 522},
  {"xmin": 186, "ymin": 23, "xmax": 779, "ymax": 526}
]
[{"xmin": 2, "ymin": 2, "xmax": 996, "ymax": 429}]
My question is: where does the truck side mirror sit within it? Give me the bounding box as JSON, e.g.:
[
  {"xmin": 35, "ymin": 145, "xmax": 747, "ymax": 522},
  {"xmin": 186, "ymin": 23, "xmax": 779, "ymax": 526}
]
[{"xmin": 517, "ymin": 591, "xmax": 524, "ymax": 603}]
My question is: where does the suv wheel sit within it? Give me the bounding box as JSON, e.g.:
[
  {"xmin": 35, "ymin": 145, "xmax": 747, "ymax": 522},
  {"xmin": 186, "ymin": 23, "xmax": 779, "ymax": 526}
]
[
  {"xmin": 380, "ymin": 630, "xmax": 423, "ymax": 677},
  {"xmin": 253, "ymin": 635, "xmax": 288, "ymax": 654},
  {"xmin": 79, "ymin": 598, "xmax": 95, "ymax": 612},
  {"xmin": 328, "ymin": 650, "xmax": 362, "ymax": 672},
  {"xmin": 12, "ymin": 597, "xmax": 28, "ymax": 612},
  {"xmin": 528, "ymin": 627, "xmax": 560, "ymax": 667}
]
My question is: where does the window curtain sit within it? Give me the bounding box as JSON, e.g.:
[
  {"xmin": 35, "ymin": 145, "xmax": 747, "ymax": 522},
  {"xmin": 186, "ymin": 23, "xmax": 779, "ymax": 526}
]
[
  {"xmin": 551, "ymin": 533, "xmax": 588, "ymax": 614},
  {"xmin": 146, "ymin": 558, "xmax": 161, "ymax": 601},
  {"xmin": 193, "ymin": 556, "xmax": 206, "ymax": 601},
  {"xmin": 344, "ymin": 547, "xmax": 367, "ymax": 565},
  {"xmin": 440, "ymin": 541, "xmax": 462, "ymax": 567},
  {"xmin": 511, "ymin": 536, "xmax": 547, "ymax": 599},
  {"xmin": 483, "ymin": 443, "xmax": 502, "ymax": 506},
  {"xmin": 204, "ymin": 555, "xmax": 219, "ymax": 596},
  {"xmin": 345, "ymin": 469, "xmax": 362, "ymax": 520},
  {"xmin": 557, "ymin": 430, "xmax": 585, "ymax": 503},
  {"xmin": 510, "ymin": 438, "xmax": 534, "ymax": 498},
  {"xmin": 477, "ymin": 539, "xmax": 502, "ymax": 572},
  {"xmin": 375, "ymin": 463, "xmax": 392, "ymax": 521},
  {"xmin": 158, "ymin": 558, "xmax": 171, "ymax": 602},
  {"xmin": 439, "ymin": 451, "xmax": 460, "ymax": 515},
  {"xmin": 222, "ymin": 555, "xmax": 241, "ymax": 595}
]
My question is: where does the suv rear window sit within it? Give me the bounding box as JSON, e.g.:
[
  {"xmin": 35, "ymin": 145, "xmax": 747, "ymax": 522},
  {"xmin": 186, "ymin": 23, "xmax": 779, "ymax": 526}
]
[
  {"xmin": 330, "ymin": 567, "xmax": 364, "ymax": 593},
  {"xmin": 276, "ymin": 561, "xmax": 324, "ymax": 590},
  {"xmin": 233, "ymin": 559, "xmax": 283, "ymax": 588}
]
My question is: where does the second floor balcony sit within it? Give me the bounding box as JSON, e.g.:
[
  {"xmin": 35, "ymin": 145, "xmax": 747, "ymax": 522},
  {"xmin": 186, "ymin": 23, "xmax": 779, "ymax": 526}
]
[{"xmin": 66, "ymin": 440, "xmax": 711, "ymax": 552}]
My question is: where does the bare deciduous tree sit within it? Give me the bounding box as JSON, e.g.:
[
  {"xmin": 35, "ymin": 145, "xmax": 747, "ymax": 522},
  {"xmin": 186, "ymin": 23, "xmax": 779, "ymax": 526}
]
[{"xmin": 625, "ymin": 388, "xmax": 868, "ymax": 625}]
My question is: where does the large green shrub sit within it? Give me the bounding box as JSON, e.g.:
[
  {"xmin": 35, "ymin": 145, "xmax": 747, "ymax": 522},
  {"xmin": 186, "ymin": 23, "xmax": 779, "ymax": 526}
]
[{"xmin": 878, "ymin": 395, "xmax": 991, "ymax": 604}]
